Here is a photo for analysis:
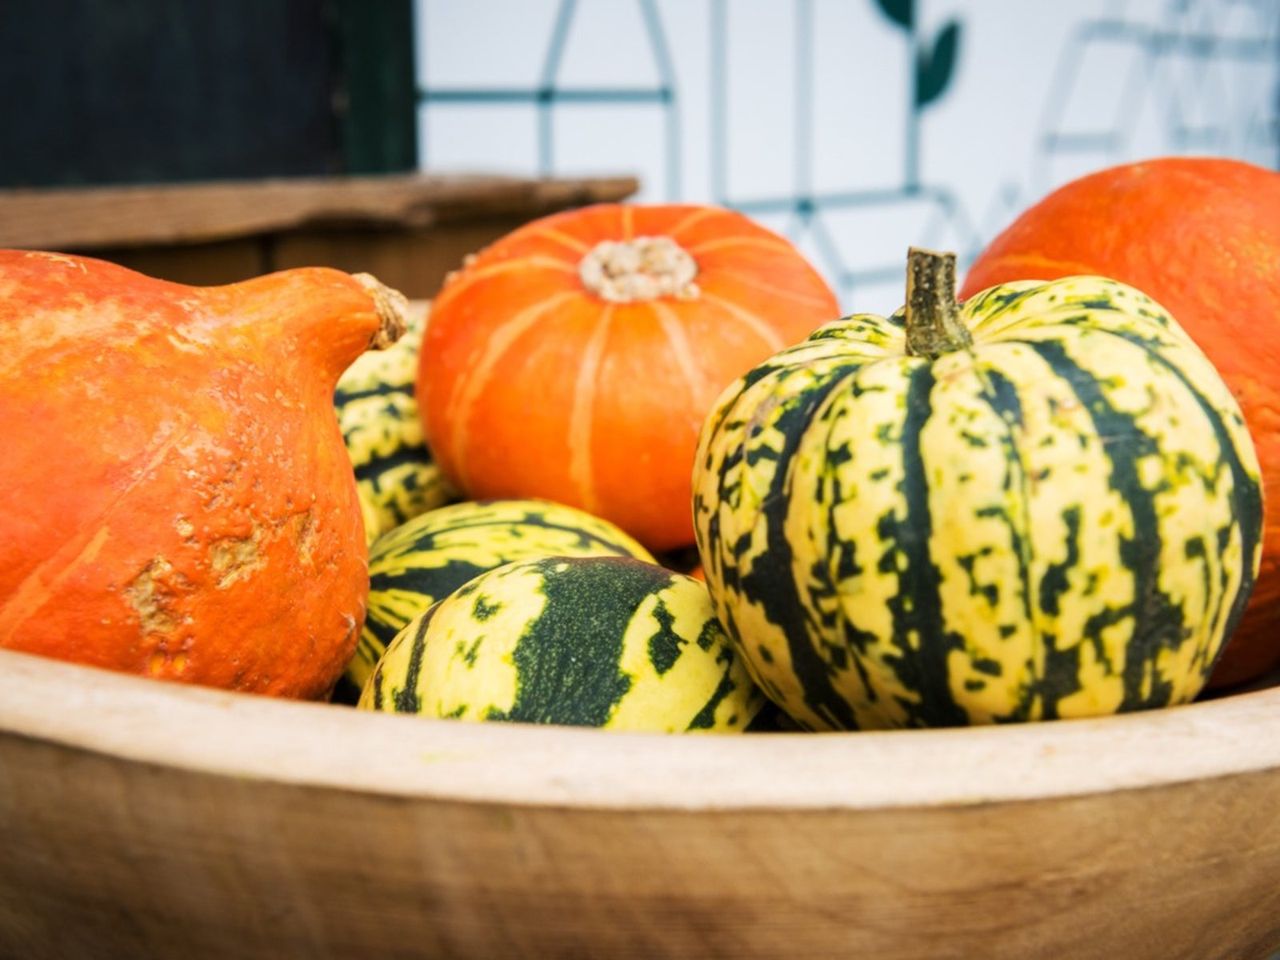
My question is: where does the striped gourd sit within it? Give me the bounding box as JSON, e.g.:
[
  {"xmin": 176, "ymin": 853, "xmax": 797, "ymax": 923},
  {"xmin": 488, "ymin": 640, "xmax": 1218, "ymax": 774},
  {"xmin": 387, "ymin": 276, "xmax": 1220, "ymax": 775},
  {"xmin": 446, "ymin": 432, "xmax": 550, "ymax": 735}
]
[
  {"xmin": 693, "ymin": 248, "xmax": 1263, "ymax": 731},
  {"xmin": 359, "ymin": 555, "xmax": 764, "ymax": 733},
  {"xmin": 345, "ymin": 498, "xmax": 655, "ymax": 690},
  {"xmin": 335, "ymin": 302, "xmax": 454, "ymax": 543}
]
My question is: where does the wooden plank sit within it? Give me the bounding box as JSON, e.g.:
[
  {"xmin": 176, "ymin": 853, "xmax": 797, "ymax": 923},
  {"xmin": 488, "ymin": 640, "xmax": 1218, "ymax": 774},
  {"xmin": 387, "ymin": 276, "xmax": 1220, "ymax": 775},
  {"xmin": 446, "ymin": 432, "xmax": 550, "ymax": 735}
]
[
  {"xmin": 69, "ymin": 221, "xmax": 535, "ymax": 296},
  {"xmin": 0, "ymin": 174, "xmax": 640, "ymax": 252},
  {"xmin": 94, "ymin": 239, "xmax": 270, "ymax": 288},
  {"xmin": 271, "ymin": 219, "xmax": 537, "ymax": 299}
]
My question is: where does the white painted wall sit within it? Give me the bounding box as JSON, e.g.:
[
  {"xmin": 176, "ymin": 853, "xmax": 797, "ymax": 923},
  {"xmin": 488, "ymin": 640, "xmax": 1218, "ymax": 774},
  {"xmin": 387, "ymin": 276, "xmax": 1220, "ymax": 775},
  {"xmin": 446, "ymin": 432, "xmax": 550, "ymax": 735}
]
[{"xmin": 415, "ymin": 0, "xmax": 1278, "ymax": 311}]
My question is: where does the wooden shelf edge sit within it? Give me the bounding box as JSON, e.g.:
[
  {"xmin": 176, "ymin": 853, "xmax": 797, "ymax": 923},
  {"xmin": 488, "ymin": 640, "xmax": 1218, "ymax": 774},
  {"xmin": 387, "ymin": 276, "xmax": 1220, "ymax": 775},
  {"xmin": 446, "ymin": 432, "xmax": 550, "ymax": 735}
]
[{"xmin": 0, "ymin": 172, "xmax": 641, "ymax": 252}]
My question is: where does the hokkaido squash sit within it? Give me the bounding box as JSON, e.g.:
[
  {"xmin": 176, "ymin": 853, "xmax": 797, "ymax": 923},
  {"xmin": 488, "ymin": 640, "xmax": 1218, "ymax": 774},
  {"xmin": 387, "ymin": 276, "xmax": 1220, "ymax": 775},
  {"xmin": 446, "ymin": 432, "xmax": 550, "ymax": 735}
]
[
  {"xmin": 0, "ymin": 250, "xmax": 407, "ymax": 699},
  {"xmin": 960, "ymin": 157, "xmax": 1280, "ymax": 688},
  {"xmin": 694, "ymin": 248, "xmax": 1262, "ymax": 731},
  {"xmin": 418, "ymin": 203, "xmax": 840, "ymax": 552}
]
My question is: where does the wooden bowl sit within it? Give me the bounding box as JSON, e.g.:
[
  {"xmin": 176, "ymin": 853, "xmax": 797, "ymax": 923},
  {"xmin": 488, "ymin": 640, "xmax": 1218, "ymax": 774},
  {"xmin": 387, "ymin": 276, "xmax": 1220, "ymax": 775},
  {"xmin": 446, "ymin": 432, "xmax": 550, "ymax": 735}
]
[{"xmin": 3, "ymin": 646, "xmax": 1279, "ymax": 960}]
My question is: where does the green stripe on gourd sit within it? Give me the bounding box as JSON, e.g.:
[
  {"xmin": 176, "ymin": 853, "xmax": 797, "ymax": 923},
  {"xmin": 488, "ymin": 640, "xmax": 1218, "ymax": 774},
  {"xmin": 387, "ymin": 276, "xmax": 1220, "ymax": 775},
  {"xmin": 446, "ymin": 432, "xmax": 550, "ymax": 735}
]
[
  {"xmin": 359, "ymin": 555, "xmax": 764, "ymax": 733},
  {"xmin": 346, "ymin": 498, "xmax": 656, "ymax": 690},
  {"xmin": 694, "ymin": 248, "xmax": 1263, "ymax": 731},
  {"xmin": 335, "ymin": 304, "xmax": 455, "ymax": 543}
]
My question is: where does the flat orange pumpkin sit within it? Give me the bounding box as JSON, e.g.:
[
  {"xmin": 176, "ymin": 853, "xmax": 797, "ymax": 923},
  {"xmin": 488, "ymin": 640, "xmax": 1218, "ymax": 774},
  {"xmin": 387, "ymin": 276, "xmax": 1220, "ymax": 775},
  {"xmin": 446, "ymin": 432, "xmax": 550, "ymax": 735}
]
[
  {"xmin": 0, "ymin": 251, "xmax": 407, "ymax": 698},
  {"xmin": 961, "ymin": 157, "xmax": 1280, "ymax": 688},
  {"xmin": 418, "ymin": 204, "xmax": 840, "ymax": 551}
]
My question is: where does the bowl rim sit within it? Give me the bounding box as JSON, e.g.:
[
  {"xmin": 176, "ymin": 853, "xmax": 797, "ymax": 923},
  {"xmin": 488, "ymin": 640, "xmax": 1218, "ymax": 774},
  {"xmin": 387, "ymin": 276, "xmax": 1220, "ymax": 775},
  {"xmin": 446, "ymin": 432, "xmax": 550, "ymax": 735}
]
[{"xmin": 3, "ymin": 646, "xmax": 1278, "ymax": 812}]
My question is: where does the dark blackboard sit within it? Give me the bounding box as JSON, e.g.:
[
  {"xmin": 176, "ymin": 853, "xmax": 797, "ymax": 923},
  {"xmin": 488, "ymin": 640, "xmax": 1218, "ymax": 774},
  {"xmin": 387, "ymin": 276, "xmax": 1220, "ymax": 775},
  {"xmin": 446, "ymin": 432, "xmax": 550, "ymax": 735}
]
[{"xmin": 0, "ymin": 0, "xmax": 416, "ymax": 188}]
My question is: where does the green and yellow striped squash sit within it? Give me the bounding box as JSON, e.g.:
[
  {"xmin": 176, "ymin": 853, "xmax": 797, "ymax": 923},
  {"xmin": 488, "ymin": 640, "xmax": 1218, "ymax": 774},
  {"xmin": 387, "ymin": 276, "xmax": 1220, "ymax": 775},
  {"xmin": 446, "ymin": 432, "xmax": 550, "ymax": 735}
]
[
  {"xmin": 359, "ymin": 555, "xmax": 764, "ymax": 732},
  {"xmin": 345, "ymin": 498, "xmax": 655, "ymax": 690},
  {"xmin": 693, "ymin": 248, "xmax": 1263, "ymax": 731},
  {"xmin": 335, "ymin": 303, "xmax": 455, "ymax": 544}
]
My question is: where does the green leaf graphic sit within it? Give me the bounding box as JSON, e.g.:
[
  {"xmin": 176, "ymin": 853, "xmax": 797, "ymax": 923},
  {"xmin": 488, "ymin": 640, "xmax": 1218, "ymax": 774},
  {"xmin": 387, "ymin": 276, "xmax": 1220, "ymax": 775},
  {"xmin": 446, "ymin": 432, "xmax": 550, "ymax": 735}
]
[
  {"xmin": 873, "ymin": 0, "xmax": 914, "ymax": 31},
  {"xmin": 916, "ymin": 19, "xmax": 960, "ymax": 108}
]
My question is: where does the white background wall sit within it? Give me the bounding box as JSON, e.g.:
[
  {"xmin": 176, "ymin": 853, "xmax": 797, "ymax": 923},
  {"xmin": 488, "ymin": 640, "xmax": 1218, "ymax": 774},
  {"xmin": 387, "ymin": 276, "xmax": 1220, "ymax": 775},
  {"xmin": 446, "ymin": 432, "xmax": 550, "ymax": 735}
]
[{"xmin": 415, "ymin": 0, "xmax": 1278, "ymax": 312}]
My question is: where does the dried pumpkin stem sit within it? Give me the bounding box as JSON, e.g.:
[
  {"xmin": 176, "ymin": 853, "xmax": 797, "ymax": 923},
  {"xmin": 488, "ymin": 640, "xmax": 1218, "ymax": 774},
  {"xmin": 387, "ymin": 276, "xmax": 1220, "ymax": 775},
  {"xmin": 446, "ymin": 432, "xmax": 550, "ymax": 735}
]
[
  {"xmin": 579, "ymin": 236, "xmax": 700, "ymax": 303},
  {"xmin": 354, "ymin": 273, "xmax": 410, "ymax": 350},
  {"xmin": 904, "ymin": 247, "xmax": 972, "ymax": 359}
]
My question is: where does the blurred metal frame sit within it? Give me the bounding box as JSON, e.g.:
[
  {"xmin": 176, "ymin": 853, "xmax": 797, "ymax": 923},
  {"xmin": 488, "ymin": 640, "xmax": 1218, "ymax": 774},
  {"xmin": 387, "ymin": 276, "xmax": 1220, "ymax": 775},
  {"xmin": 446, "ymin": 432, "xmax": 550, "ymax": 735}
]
[
  {"xmin": 417, "ymin": 0, "xmax": 682, "ymax": 199},
  {"xmin": 1033, "ymin": 1, "xmax": 1280, "ymax": 193},
  {"xmin": 709, "ymin": 0, "xmax": 979, "ymax": 301}
]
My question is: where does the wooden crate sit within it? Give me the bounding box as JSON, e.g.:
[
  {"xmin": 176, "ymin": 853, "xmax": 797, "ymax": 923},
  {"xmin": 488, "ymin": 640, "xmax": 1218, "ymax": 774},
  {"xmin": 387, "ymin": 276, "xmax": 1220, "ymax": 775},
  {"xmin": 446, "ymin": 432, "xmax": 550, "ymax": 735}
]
[{"xmin": 0, "ymin": 173, "xmax": 639, "ymax": 298}]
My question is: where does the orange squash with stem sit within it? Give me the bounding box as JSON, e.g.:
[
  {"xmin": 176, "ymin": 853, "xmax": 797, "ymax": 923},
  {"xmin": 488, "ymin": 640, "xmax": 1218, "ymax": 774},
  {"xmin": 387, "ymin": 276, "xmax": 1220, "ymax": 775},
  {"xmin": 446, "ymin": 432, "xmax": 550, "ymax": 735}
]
[
  {"xmin": 0, "ymin": 251, "xmax": 408, "ymax": 699},
  {"xmin": 418, "ymin": 204, "xmax": 841, "ymax": 552}
]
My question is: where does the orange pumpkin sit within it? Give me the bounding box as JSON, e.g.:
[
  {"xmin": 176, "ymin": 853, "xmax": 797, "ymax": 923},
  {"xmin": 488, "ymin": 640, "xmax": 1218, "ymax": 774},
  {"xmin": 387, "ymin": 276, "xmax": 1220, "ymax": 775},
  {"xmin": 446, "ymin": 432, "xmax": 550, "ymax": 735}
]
[
  {"xmin": 0, "ymin": 250, "xmax": 407, "ymax": 699},
  {"xmin": 960, "ymin": 157, "xmax": 1280, "ymax": 688},
  {"xmin": 418, "ymin": 203, "xmax": 840, "ymax": 552}
]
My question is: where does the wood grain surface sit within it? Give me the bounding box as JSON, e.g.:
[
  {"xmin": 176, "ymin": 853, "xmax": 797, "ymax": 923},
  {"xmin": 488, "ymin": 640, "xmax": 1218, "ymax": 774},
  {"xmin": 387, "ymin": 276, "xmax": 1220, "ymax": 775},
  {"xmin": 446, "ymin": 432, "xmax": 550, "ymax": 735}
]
[
  {"xmin": 2, "ymin": 647, "xmax": 1279, "ymax": 960},
  {"xmin": 0, "ymin": 173, "xmax": 640, "ymax": 298},
  {"xmin": 0, "ymin": 173, "xmax": 640, "ymax": 251}
]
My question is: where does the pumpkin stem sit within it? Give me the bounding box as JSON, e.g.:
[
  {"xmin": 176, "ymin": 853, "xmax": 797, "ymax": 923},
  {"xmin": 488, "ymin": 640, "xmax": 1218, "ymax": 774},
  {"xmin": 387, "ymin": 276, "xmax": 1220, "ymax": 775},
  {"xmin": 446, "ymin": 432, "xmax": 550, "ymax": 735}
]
[
  {"xmin": 353, "ymin": 273, "xmax": 410, "ymax": 350},
  {"xmin": 904, "ymin": 247, "xmax": 971, "ymax": 358},
  {"xmin": 578, "ymin": 236, "xmax": 700, "ymax": 303}
]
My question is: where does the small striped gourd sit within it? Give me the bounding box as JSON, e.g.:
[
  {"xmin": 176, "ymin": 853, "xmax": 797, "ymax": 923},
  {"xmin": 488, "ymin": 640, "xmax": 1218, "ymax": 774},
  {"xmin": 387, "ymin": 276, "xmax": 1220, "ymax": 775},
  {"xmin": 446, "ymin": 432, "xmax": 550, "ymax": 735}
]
[
  {"xmin": 345, "ymin": 498, "xmax": 655, "ymax": 690},
  {"xmin": 335, "ymin": 303, "xmax": 454, "ymax": 543},
  {"xmin": 693, "ymin": 248, "xmax": 1263, "ymax": 731},
  {"xmin": 359, "ymin": 555, "xmax": 764, "ymax": 733}
]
